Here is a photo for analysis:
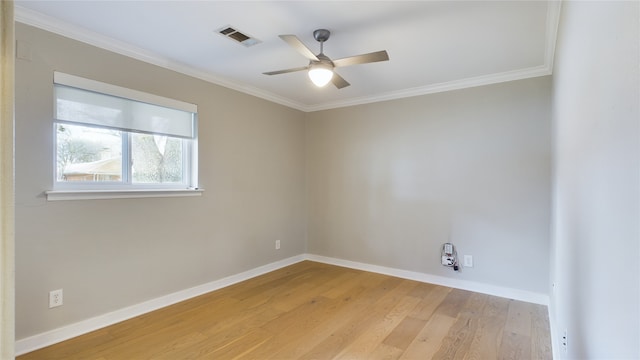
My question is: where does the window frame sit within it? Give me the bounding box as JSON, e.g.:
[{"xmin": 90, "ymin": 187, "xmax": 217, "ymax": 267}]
[{"xmin": 48, "ymin": 72, "xmax": 201, "ymax": 200}]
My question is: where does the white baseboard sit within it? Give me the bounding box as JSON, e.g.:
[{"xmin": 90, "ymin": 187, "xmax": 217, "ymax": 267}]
[
  {"xmin": 16, "ymin": 253, "xmax": 549, "ymax": 355},
  {"xmin": 305, "ymin": 254, "xmax": 550, "ymax": 305},
  {"xmin": 15, "ymin": 255, "xmax": 306, "ymax": 356}
]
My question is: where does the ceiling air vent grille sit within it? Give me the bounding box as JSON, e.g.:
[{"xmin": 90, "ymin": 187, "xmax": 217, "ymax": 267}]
[{"xmin": 216, "ymin": 26, "xmax": 261, "ymax": 47}]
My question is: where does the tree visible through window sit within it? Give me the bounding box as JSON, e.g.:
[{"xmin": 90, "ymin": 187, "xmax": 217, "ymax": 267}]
[
  {"xmin": 56, "ymin": 124, "xmax": 121, "ymax": 182},
  {"xmin": 131, "ymin": 133, "xmax": 183, "ymax": 184}
]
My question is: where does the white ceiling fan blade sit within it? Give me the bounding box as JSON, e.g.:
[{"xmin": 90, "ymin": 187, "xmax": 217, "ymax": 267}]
[
  {"xmin": 279, "ymin": 35, "xmax": 319, "ymax": 61},
  {"xmin": 331, "ymin": 72, "xmax": 350, "ymax": 89},
  {"xmin": 263, "ymin": 66, "xmax": 309, "ymax": 76},
  {"xmin": 333, "ymin": 50, "xmax": 389, "ymax": 68}
]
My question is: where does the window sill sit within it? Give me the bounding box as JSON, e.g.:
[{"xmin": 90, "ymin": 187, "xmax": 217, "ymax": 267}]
[{"xmin": 45, "ymin": 188, "xmax": 204, "ymax": 201}]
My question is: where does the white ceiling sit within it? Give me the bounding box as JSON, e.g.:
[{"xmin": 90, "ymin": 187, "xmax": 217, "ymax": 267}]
[{"xmin": 15, "ymin": 1, "xmax": 560, "ymax": 112}]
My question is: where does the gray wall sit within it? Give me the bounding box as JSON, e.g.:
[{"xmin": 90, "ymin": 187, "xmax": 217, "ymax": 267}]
[
  {"xmin": 305, "ymin": 77, "xmax": 552, "ymax": 294},
  {"xmin": 551, "ymin": 1, "xmax": 639, "ymax": 358},
  {"xmin": 15, "ymin": 23, "xmax": 307, "ymax": 339}
]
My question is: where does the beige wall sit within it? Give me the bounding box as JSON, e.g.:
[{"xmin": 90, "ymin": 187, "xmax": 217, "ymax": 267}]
[
  {"xmin": 15, "ymin": 23, "xmax": 306, "ymax": 339},
  {"xmin": 305, "ymin": 77, "xmax": 551, "ymax": 294}
]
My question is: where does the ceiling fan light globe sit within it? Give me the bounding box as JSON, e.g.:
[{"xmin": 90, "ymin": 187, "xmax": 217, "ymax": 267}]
[{"xmin": 308, "ymin": 67, "xmax": 333, "ymax": 87}]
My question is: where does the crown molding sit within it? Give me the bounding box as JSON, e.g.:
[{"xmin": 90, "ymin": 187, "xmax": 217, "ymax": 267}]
[
  {"xmin": 544, "ymin": 1, "xmax": 562, "ymax": 70},
  {"xmin": 15, "ymin": 2, "xmax": 560, "ymax": 113},
  {"xmin": 14, "ymin": 5, "xmax": 308, "ymax": 112},
  {"xmin": 302, "ymin": 65, "xmax": 553, "ymax": 112},
  {"xmin": 301, "ymin": 1, "xmax": 561, "ymax": 112}
]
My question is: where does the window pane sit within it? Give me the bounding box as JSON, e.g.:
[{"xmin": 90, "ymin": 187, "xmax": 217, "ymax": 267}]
[
  {"xmin": 131, "ymin": 133, "xmax": 184, "ymax": 184},
  {"xmin": 56, "ymin": 124, "xmax": 122, "ymax": 182}
]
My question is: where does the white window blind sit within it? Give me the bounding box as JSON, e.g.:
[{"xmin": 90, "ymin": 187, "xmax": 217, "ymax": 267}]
[{"xmin": 54, "ymin": 72, "xmax": 197, "ymax": 139}]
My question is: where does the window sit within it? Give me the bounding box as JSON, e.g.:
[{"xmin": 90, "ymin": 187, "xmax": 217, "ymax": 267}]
[{"xmin": 50, "ymin": 72, "xmax": 199, "ymax": 199}]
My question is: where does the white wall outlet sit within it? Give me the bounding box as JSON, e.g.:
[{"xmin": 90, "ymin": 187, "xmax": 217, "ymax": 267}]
[
  {"xmin": 49, "ymin": 289, "xmax": 63, "ymax": 308},
  {"xmin": 463, "ymin": 255, "xmax": 473, "ymax": 267},
  {"xmin": 561, "ymin": 329, "xmax": 568, "ymax": 353},
  {"xmin": 275, "ymin": 239, "xmax": 281, "ymax": 250}
]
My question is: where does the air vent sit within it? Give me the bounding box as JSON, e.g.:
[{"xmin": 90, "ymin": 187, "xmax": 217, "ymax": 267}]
[{"xmin": 215, "ymin": 26, "xmax": 261, "ymax": 47}]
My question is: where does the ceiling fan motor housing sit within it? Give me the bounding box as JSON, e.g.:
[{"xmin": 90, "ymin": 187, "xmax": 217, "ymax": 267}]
[
  {"xmin": 312, "ymin": 53, "xmax": 334, "ymax": 68},
  {"xmin": 313, "ymin": 29, "xmax": 331, "ymax": 43}
]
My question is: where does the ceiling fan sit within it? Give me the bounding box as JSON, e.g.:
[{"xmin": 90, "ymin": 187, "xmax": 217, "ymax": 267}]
[{"xmin": 263, "ymin": 29, "xmax": 389, "ymax": 89}]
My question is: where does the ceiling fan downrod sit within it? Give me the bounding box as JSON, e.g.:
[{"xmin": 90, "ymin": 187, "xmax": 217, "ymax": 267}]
[{"xmin": 313, "ymin": 29, "xmax": 331, "ymax": 56}]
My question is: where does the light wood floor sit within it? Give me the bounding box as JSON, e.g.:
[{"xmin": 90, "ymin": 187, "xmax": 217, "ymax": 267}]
[{"xmin": 18, "ymin": 261, "xmax": 552, "ymax": 359}]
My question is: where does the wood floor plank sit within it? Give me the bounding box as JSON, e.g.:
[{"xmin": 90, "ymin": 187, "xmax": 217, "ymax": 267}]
[
  {"xmin": 91, "ymin": 295, "xmax": 275, "ymax": 360},
  {"xmin": 258, "ymin": 269, "xmax": 396, "ymax": 359},
  {"xmin": 406, "ymin": 281, "xmax": 437, "ymax": 299},
  {"xmin": 463, "ymin": 295, "xmax": 510, "ymax": 360},
  {"xmin": 367, "ymin": 343, "xmax": 405, "ymax": 360},
  {"xmin": 320, "ymin": 269, "xmax": 384, "ymax": 299},
  {"xmin": 382, "ymin": 316, "xmax": 427, "ymax": 351},
  {"xmin": 230, "ymin": 267, "xmax": 322, "ymax": 304},
  {"xmin": 531, "ymin": 303, "xmax": 553, "ymax": 360},
  {"xmin": 399, "ymin": 313, "xmax": 457, "ymax": 360},
  {"xmin": 265, "ymin": 280, "xmax": 392, "ymax": 359},
  {"xmin": 430, "ymin": 292, "xmax": 487, "ymax": 360},
  {"xmin": 433, "ymin": 288, "xmax": 473, "ymax": 318},
  {"xmin": 17, "ymin": 261, "xmax": 552, "ymax": 360},
  {"xmin": 408, "ymin": 284, "xmax": 451, "ymax": 321},
  {"xmin": 145, "ymin": 331, "xmax": 207, "ymax": 359},
  {"xmin": 202, "ymin": 328, "xmax": 273, "ymax": 359},
  {"xmin": 498, "ymin": 331, "xmax": 531, "ymax": 360},
  {"xmin": 184, "ymin": 307, "xmax": 284, "ymax": 357},
  {"xmin": 432, "ymin": 309, "xmax": 480, "ymax": 359},
  {"xmin": 240, "ymin": 296, "xmax": 340, "ymax": 358},
  {"xmin": 296, "ymin": 279, "xmax": 418, "ymax": 360},
  {"xmin": 304, "ymin": 270, "xmax": 358, "ymax": 297},
  {"xmin": 332, "ymin": 296, "xmax": 421, "ymax": 359},
  {"xmin": 504, "ymin": 299, "xmax": 533, "ymax": 337}
]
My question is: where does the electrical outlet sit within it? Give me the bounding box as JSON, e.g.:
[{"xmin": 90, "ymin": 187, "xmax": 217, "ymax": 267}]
[
  {"xmin": 49, "ymin": 289, "xmax": 63, "ymax": 308},
  {"xmin": 561, "ymin": 329, "xmax": 568, "ymax": 353},
  {"xmin": 275, "ymin": 240, "xmax": 281, "ymax": 250},
  {"xmin": 464, "ymin": 255, "xmax": 473, "ymax": 267}
]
